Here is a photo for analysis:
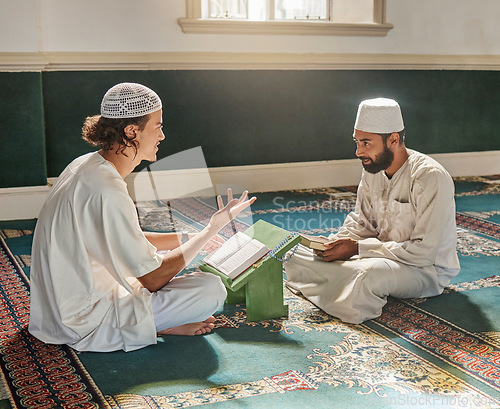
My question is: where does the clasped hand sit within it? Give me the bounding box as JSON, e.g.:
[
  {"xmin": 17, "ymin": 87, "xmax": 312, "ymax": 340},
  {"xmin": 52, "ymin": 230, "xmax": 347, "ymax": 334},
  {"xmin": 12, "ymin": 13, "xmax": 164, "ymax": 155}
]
[{"xmin": 314, "ymin": 237, "xmax": 358, "ymax": 262}]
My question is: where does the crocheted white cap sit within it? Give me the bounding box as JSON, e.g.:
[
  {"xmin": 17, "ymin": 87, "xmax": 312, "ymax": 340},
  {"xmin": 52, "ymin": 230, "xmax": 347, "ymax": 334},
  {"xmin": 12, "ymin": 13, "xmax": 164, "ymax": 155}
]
[
  {"xmin": 101, "ymin": 82, "xmax": 162, "ymax": 119},
  {"xmin": 354, "ymin": 98, "xmax": 404, "ymax": 134}
]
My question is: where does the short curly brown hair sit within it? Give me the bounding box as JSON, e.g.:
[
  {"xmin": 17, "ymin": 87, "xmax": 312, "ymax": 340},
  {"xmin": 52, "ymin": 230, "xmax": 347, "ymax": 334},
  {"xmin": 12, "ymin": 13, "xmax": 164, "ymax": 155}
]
[{"xmin": 81, "ymin": 114, "xmax": 150, "ymax": 156}]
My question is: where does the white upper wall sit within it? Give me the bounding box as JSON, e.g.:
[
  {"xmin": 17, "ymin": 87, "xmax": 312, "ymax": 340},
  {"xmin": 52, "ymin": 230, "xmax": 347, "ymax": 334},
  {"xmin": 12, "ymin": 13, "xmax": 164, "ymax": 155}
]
[
  {"xmin": 0, "ymin": 0, "xmax": 39, "ymax": 52},
  {"xmin": 1, "ymin": 0, "xmax": 499, "ymax": 55}
]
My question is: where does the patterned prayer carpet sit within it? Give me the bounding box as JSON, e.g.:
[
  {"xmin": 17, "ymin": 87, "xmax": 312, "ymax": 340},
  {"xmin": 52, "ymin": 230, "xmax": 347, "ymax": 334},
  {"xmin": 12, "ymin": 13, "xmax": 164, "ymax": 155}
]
[{"xmin": 0, "ymin": 175, "xmax": 498, "ymax": 408}]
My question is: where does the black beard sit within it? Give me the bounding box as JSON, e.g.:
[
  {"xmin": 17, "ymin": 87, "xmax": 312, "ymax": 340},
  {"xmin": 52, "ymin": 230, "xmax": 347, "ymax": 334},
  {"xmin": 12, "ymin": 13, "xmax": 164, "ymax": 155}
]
[{"xmin": 360, "ymin": 145, "xmax": 394, "ymax": 174}]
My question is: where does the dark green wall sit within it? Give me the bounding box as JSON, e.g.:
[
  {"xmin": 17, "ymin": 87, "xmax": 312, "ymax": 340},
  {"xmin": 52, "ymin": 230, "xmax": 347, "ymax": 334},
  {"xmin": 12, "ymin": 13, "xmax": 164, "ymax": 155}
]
[
  {"xmin": 0, "ymin": 72, "xmax": 46, "ymax": 188},
  {"xmin": 2, "ymin": 69, "xmax": 499, "ymax": 188}
]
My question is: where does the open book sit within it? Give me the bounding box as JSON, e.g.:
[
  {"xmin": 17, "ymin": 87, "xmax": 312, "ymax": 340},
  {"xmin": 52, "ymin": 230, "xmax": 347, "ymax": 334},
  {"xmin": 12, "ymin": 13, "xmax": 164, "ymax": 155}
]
[
  {"xmin": 300, "ymin": 234, "xmax": 328, "ymax": 251},
  {"xmin": 204, "ymin": 232, "xmax": 270, "ymax": 279}
]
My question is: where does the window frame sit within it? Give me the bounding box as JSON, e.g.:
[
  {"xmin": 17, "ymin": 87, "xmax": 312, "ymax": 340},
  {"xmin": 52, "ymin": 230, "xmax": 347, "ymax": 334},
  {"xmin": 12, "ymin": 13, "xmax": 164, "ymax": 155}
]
[{"xmin": 178, "ymin": 0, "xmax": 393, "ymax": 36}]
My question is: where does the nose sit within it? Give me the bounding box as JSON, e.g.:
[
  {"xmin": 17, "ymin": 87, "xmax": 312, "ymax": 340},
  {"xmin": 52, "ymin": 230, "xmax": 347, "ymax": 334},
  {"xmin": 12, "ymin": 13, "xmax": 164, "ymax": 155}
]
[
  {"xmin": 355, "ymin": 142, "xmax": 363, "ymax": 157},
  {"xmin": 159, "ymin": 129, "xmax": 165, "ymax": 141}
]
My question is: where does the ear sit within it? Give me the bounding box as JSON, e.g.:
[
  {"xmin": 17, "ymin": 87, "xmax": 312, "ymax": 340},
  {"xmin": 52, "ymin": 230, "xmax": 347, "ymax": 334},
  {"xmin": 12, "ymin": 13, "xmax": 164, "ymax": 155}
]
[
  {"xmin": 124, "ymin": 124, "xmax": 137, "ymax": 138},
  {"xmin": 388, "ymin": 132, "xmax": 400, "ymax": 147}
]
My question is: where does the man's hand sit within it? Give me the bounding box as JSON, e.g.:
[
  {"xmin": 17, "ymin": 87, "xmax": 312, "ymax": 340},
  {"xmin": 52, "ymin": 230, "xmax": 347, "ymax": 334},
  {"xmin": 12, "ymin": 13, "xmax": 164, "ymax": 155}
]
[
  {"xmin": 209, "ymin": 188, "xmax": 256, "ymax": 233},
  {"xmin": 139, "ymin": 188, "xmax": 256, "ymax": 292},
  {"xmin": 315, "ymin": 238, "xmax": 358, "ymax": 262}
]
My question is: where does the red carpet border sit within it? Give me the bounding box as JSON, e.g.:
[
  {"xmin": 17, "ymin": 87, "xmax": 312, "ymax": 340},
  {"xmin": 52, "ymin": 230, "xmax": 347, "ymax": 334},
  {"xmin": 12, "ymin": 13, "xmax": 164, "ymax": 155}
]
[
  {"xmin": 0, "ymin": 237, "xmax": 109, "ymax": 409},
  {"xmin": 374, "ymin": 299, "xmax": 500, "ymax": 392}
]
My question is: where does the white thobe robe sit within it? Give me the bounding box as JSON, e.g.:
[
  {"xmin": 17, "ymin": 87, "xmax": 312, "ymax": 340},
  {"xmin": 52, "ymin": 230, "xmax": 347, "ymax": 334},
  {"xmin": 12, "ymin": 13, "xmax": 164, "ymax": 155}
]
[
  {"xmin": 285, "ymin": 150, "xmax": 460, "ymax": 324},
  {"xmin": 29, "ymin": 152, "xmax": 162, "ymax": 352}
]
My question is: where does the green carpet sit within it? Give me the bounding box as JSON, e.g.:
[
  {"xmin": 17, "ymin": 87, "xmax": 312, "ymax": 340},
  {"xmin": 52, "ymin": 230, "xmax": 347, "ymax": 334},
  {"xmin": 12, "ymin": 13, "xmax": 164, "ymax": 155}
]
[{"xmin": 0, "ymin": 175, "xmax": 498, "ymax": 408}]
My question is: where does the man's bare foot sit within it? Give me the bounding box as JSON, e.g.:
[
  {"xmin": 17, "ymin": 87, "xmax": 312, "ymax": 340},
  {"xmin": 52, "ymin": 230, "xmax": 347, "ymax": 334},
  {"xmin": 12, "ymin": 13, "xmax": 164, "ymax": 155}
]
[{"xmin": 158, "ymin": 316, "xmax": 216, "ymax": 336}]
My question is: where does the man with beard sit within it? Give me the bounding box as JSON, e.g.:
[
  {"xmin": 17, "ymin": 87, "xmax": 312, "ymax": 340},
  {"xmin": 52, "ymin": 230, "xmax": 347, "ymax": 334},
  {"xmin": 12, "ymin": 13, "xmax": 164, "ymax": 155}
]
[{"xmin": 284, "ymin": 98, "xmax": 460, "ymax": 324}]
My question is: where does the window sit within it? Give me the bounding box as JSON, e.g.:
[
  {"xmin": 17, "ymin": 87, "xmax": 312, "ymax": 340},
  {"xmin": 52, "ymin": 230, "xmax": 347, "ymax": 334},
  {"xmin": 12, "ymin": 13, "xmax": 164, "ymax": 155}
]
[
  {"xmin": 208, "ymin": 0, "xmax": 330, "ymax": 21},
  {"xmin": 178, "ymin": 0, "xmax": 393, "ymax": 36},
  {"xmin": 274, "ymin": 0, "xmax": 330, "ymax": 21},
  {"xmin": 208, "ymin": 0, "xmax": 248, "ymax": 19}
]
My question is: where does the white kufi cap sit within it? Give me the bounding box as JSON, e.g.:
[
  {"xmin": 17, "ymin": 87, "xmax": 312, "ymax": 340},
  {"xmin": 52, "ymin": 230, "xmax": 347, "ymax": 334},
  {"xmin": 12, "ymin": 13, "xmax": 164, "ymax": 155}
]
[
  {"xmin": 101, "ymin": 82, "xmax": 162, "ymax": 118},
  {"xmin": 354, "ymin": 98, "xmax": 404, "ymax": 134}
]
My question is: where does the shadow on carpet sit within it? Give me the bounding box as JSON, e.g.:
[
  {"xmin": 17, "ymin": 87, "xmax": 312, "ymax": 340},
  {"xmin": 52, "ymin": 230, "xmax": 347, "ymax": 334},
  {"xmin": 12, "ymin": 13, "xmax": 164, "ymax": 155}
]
[{"xmin": 0, "ymin": 175, "xmax": 498, "ymax": 408}]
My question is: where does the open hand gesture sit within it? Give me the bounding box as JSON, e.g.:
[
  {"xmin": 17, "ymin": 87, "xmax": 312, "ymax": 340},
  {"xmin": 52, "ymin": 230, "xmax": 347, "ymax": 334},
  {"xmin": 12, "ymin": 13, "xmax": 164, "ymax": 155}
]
[{"xmin": 209, "ymin": 188, "xmax": 256, "ymax": 233}]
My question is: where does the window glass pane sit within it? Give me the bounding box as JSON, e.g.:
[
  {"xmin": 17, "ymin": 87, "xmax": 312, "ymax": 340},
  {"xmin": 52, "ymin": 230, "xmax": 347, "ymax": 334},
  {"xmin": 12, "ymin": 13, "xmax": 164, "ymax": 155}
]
[
  {"xmin": 275, "ymin": 0, "xmax": 329, "ymax": 20},
  {"xmin": 248, "ymin": 0, "xmax": 268, "ymax": 20},
  {"xmin": 209, "ymin": 0, "xmax": 248, "ymax": 19}
]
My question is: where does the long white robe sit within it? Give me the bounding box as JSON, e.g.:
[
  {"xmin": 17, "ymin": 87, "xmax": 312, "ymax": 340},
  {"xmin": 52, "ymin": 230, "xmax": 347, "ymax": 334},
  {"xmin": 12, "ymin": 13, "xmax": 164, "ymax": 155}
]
[
  {"xmin": 29, "ymin": 152, "xmax": 163, "ymax": 352},
  {"xmin": 285, "ymin": 150, "xmax": 460, "ymax": 324}
]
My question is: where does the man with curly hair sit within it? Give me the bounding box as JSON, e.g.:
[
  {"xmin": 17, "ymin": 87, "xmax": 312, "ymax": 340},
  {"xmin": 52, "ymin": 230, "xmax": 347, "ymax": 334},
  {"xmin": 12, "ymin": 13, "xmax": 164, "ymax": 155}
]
[{"xmin": 29, "ymin": 83, "xmax": 255, "ymax": 352}]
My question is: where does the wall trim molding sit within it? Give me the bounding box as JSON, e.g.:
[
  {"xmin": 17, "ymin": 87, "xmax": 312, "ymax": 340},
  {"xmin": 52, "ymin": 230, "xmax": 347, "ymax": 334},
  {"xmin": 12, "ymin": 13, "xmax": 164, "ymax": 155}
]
[
  {"xmin": 1, "ymin": 52, "xmax": 500, "ymax": 72},
  {"xmin": 1, "ymin": 150, "xmax": 499, "ymax": 221},
  {"xmin": 0, "ymin": 185, "xmax": 50, "ymax": 221},
  {"xmin": 177, "ymin": 19, "xmax": 393, "ymax": 37}
]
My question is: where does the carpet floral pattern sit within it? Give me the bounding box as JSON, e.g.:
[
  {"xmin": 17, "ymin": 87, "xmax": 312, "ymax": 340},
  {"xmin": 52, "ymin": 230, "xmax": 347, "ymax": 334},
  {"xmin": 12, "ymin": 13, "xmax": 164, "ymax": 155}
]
[
  {"xmin": 0, "ymin": 175, "xmax": 498, "ymax": 408},
  {"xmin": 107, "ymin": 289, "xmax": 498, "ymax": 408}
]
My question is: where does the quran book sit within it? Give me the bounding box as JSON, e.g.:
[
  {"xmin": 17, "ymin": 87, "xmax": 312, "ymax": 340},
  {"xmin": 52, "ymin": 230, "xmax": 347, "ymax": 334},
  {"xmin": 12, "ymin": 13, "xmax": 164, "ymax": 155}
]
[
  {"xmin": 204, "ymin": 232, "xmax": 270, "ymax": 279},
  {"xmin": 300, "ymin": 234, "xmax": 328, "ymax": 251}
]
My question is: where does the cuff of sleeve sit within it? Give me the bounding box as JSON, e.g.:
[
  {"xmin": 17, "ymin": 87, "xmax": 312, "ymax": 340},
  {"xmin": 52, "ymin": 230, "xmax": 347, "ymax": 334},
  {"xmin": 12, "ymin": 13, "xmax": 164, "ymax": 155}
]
[
  {"xmin": 358, "ymin": 237, "xmax": 384, "ymax": 258},
  {"xmin": 135, "ymin": 252, "xmax": 164, "ymax": 278}
]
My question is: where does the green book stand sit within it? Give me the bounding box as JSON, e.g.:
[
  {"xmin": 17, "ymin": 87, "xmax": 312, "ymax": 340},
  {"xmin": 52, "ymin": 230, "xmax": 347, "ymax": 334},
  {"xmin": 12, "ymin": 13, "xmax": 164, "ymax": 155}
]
[{"xmin": 199, "ymin": 220, "xmax": 301, "ymax": 321}]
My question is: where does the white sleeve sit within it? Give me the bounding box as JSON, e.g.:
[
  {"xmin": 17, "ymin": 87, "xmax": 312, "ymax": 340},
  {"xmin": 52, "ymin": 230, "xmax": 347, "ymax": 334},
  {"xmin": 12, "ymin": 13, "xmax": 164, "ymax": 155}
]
[
  {"xmin": 357, "ymin": 169, "xmax": 454, "ymax": 267},
  {"xmin": 79, "ymin": 186, "xmax": 162, "ymax": 290}
]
